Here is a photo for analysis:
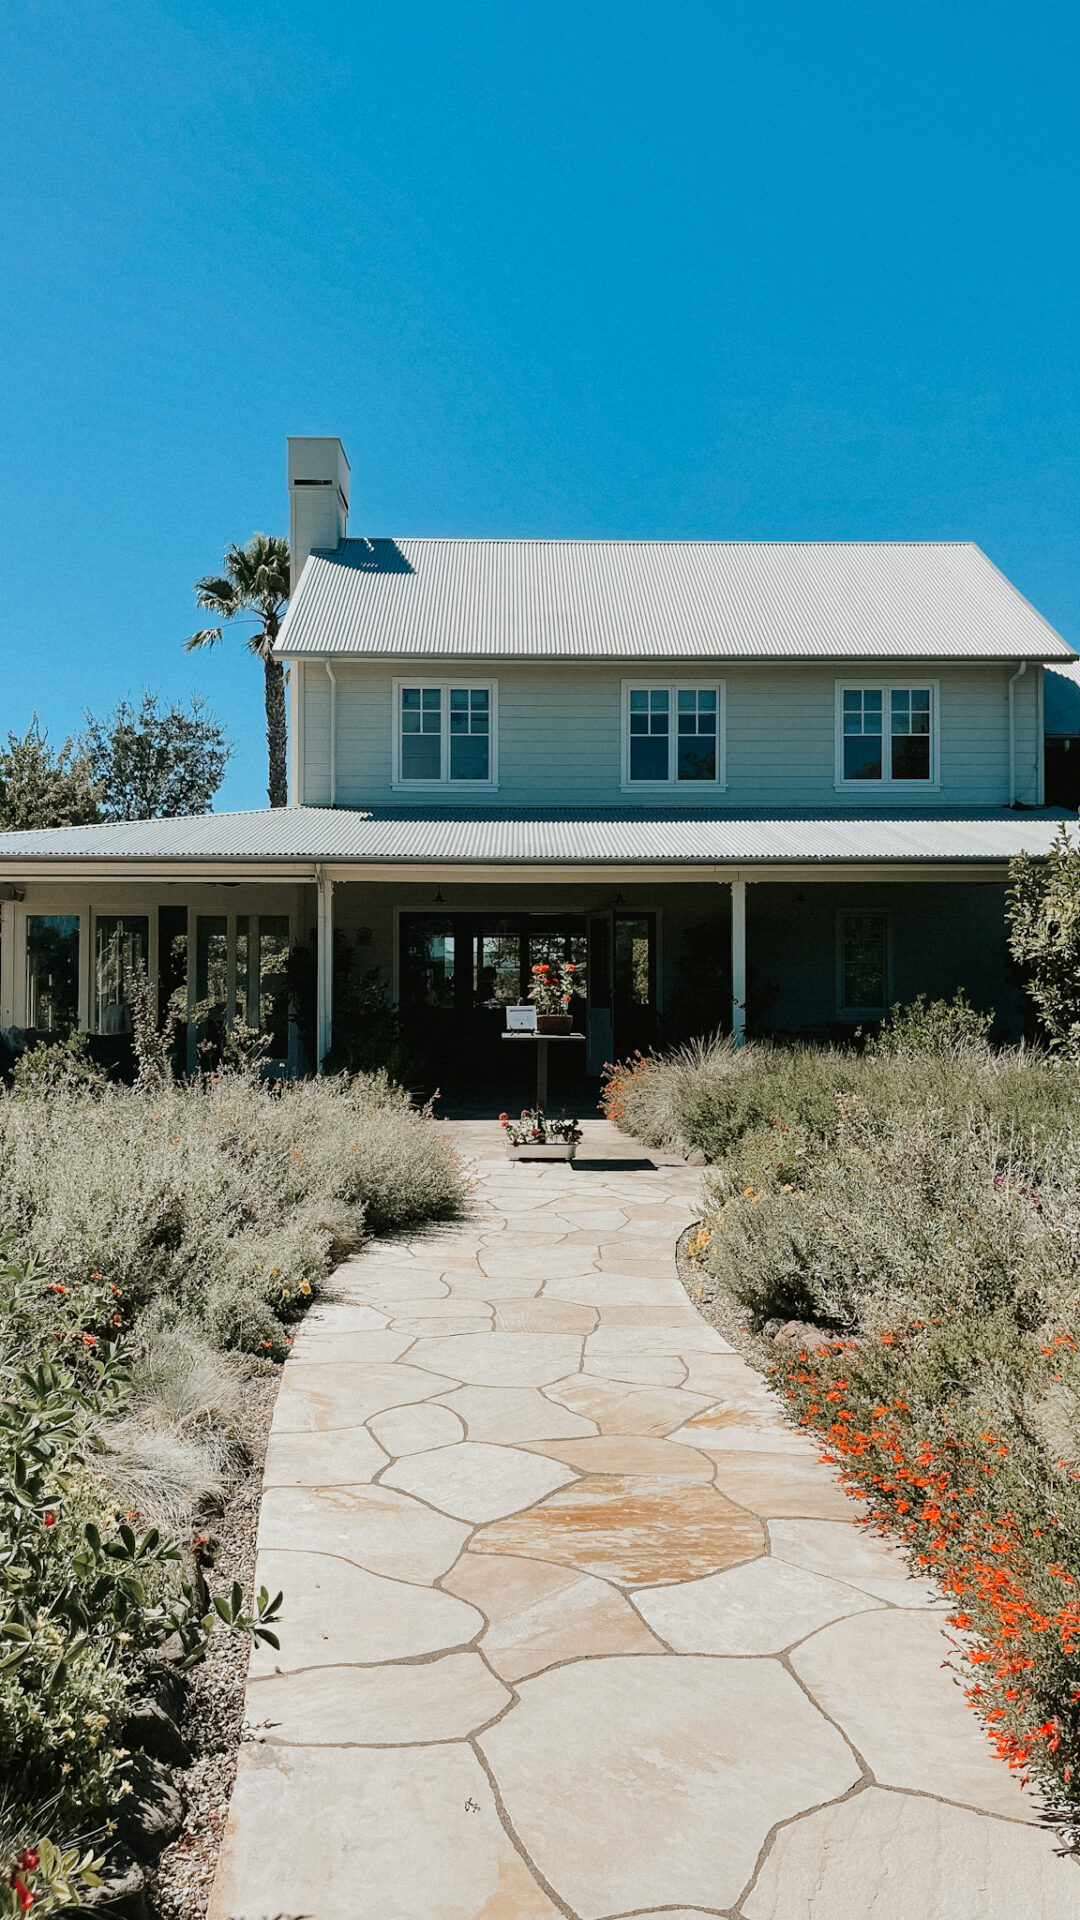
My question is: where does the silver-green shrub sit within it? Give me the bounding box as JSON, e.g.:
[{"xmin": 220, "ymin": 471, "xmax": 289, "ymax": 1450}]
[{"xmin": 0, "ymin": 1070, "xmax": 464, "ymax": 1356}]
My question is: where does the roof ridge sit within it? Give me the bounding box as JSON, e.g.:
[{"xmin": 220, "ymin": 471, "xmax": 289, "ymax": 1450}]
[{"xmin": 327, "ymin": 536, "xmax": 980, "ymax": 550}]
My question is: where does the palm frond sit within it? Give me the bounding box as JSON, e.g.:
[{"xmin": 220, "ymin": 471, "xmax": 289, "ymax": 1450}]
[
  {"xmin": 194, "ymin": 574, "xmax": 241, "ymax": 615},
  {"xmin": 184, "ymin": 627, "xmax": 223, "ymax": 652}
]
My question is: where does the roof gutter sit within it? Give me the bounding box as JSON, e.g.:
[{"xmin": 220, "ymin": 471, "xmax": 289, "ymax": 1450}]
[{"xmin": 274, "ymin": 647, "xmax": 1072, "ymax": 666}]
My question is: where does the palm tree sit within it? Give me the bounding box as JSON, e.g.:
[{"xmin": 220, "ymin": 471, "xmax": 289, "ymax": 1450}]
[{"xmin": 185, "ymin": 533, "xmax": 291, "ymax": 809}]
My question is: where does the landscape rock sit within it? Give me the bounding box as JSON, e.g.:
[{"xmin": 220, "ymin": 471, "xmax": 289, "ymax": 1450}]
[
  {"xmin": 115, "ymin": 1752, "xmax": 185, "ymax": 1862},
  {"xmin": 84, "ymin": 1842, "xmax": 149, "ymax": 1920},
  {"xmin": 773, "ymin": 1318, "xmax": 849, "ymax": 1349},
  {"xmin": 123, "ymin": 1692, "xmax": 190, "ymax": 1768}
]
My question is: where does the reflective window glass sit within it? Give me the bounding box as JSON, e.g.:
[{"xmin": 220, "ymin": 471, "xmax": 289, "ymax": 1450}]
[
  {"xmin": 840, "ymin": 913, "xmax": 887, "ymax": 1011},
  {"xmin": 401, "ymin": 685, "xmax": 442, "ymax": 780},
  {"xmin": 258, "ymin": 915, "xmax": 291, "ymax": 1054},
  {"xmin": 26, "ymin": 915, "xmax": 79, "ymax": 1035},
  {"xmin": 95, "ymin": 915, "xmax": 148, "ymax": 1034}
]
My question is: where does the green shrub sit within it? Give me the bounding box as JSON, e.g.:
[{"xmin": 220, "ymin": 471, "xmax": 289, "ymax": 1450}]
[
  {"xmin": 10, "ymin": 1031, "xmax": 105, "ymax": 1093},
  {"xmin": 868, "ymin": 989, "xmax": 994, "ymax": 1054},
  {"xmin": 0, "ymin": 1238, "xmax": 280, "ymax": 1856}
]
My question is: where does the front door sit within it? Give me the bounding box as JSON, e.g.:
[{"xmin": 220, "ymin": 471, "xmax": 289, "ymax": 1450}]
[
  {"xmin": 612, "ymin": 911, "xmax": 657, "ymax": 1059},
  {"xmin": 587, "ymin": 909, "xmax": 658, "ymax": 1074},
  {"xmin": 586, "ymin": 912, "xmax": 614, "ymax": 1075}
]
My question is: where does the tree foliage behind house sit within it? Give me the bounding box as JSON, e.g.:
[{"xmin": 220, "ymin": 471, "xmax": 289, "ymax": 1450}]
[
  {"xmin": 1007, "ymin": 823, "xmax": 1080, "ymax": 1052},
  {"xmin": 0, "ymin": 721, "xmax": 100, "ymax": 831},
  {"xmin": 80, "ymin": 690, "xmax": 233, "ymax": 820}
]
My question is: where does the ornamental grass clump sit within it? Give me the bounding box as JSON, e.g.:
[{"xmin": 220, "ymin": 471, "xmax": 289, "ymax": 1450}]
[{"xmin": 0, "ymin": 1069, "xmax": 465, "ymax": 1358}]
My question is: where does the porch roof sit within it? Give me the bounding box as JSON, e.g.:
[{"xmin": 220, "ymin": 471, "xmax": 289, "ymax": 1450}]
[{"xmin": 0, "ymin": 805, "xmax": 1071, "ymax": 876}]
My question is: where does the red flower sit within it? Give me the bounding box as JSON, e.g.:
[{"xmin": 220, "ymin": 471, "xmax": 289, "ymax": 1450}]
[
  {"xmin": 11, "ymin": 1876, "xmax": 33, "ymax": 1910},
  {"xmin": 82, "ymin": 1334, "xmax": 97, "ymax": 1348},
  {"xmin": 14, "ymin": 1851, "xmax": 39, "ymax": 1874},
  {"xmin": 43, "ymin": 1513, "xmax": 56, "ymax": 1528}
]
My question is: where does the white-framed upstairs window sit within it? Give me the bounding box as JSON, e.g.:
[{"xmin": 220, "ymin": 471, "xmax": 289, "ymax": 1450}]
[
  {"xmin": 392, "ymin": 679, "xmax": 498, "ymax": 789},
  {"xmin": 621, "ymin": 681, "xmax": 726, "ymax": 790},
  {"xmin": 836, "ymin": 681, "xmax": 939, "ymax": 791}
]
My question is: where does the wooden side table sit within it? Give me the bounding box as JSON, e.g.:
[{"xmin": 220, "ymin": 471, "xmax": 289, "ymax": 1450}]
[{"xmin": 501, "ymin": 1031, "xmax": 586, "ymax": 1114}]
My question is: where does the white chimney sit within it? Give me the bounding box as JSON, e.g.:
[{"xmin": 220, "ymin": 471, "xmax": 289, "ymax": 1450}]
[{"xmin": 287, "ymin": 436, "xmax": 350, "ymax": 593}]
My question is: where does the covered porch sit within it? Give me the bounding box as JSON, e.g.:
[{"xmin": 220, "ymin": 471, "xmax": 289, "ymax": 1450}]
[{"xmin": 0, "ymin": 805, "xmax": 1056, "ymax": 1092}]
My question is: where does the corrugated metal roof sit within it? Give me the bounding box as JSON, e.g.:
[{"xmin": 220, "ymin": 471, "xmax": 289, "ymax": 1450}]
[
  {"xmin": 275, "ymin": 539, "xmax": 1075, "ymax": 662},
  {"xmin": 0, "ymin": 807, "xmax": 1070, "ymax": 867}
]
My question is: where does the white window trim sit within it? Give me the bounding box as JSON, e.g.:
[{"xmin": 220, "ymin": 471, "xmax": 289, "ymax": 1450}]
[
  {"xmin": 834, "ymin": 679, "xmax": 940, "ymax": 795},
  {"xmin": 620, "ymin": 679, "xmax": 727, "ymax": 793},
  {"xmin": 391, "ymin": 677, "xmax": 499, "ymax": 791},
  {"xmin": 836, "ymin": 908, "xmax": 891, "ymax": 1018}
]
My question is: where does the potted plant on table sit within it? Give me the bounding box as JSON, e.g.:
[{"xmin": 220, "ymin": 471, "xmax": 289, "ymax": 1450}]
[
  {"xmin": 529, "ymin": 958, "xmax": 584, "ymax": 1034},
  {"xmin": 501, "ymin": 1110, "xmax": 584, "ymax": 1161}
]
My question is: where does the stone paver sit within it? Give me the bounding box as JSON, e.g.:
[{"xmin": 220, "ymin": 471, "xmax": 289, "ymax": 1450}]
[
  {"xmin": 211, "ymin": 1118, "xmax": 1060, "ymax": 1920},
  {"xmin": 382, "ymin": 1438, "xmax": 578, "ymax": 1521},
  {"xmin": 478, "ymin": 1655, "xmax": 859, "ymax": 1917},
  {"xmin": 743, "ymin": 1787, "xmax": 1080, "ymax": 1918},
  {"xmin": 247, "ymin": 1651, "xmax": 510, "ymax": 1744}
]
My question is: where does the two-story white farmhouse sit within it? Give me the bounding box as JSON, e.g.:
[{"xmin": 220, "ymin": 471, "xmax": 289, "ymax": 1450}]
[{"xmin": 0, "ymin": 435, "xmax": 1075, "ymax": 1097}]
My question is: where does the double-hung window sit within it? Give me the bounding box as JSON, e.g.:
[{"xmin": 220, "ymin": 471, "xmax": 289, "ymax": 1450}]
[
  {"xmin": 837, "ymin": 682, "xmax": 937, "ymax": 789},
  {"xmin": 394, "ymin": 680, "xmax": 497, "ymax": 788},
  {"xmin": 623, "ymin": 681, "xmax": 725, "ymax": 789}
]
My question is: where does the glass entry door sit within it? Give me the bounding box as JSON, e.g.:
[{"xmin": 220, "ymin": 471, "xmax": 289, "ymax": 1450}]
[
  {"xmin": 586, "ymin": 912, "xmax": 614, "ymax": 1075},
  {"xmin": 587, "ymin": 910, "xmax": 657, "ymax": 1074}
]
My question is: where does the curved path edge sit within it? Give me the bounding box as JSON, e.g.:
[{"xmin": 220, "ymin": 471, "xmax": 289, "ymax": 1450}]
[{"xmin": 209, "ymin": 1119, "xmax": 1076, "ymax": 1920}]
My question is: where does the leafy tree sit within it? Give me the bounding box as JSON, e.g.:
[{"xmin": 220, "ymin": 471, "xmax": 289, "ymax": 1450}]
[
  {"xmin": 81, "ymin": 691, "xmax": 233, "ymax": 821},
  {"xmin": 1007, "ymin": 823, "xmax": 1080, "ymax": 1051},
  {"xmin": 185, "ymin": 533, "xmax": 290, "ymax": 808},
  {"xmin": 0, "ymin": 722, "xmax": 100, "ymax": 832}
]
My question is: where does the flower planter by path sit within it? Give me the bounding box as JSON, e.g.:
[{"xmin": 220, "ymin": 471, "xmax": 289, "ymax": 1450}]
[{"xmin": 506, "ymin": 1141, "xmax": 577, "ymax": 1161}]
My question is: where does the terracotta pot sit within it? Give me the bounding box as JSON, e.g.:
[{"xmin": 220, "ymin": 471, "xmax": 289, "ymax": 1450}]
[{"xmin": 535, "ymin": 1013, "xmax": 573, "ymax": 1035}]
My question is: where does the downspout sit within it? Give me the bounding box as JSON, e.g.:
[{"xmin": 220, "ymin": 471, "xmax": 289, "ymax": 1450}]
[
  {"xmin": 1008, "ymin": 660, "xmax": 1027, "ymax": 806},
  {"xmin": 324, "ymin": 663, "xmax": 338, "ymax": 807}
]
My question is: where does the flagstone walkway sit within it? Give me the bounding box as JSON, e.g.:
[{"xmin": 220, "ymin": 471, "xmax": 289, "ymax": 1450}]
[{"xmin": 210, "ymin": 1120, "xmax": 1080, "ymax": 1920}]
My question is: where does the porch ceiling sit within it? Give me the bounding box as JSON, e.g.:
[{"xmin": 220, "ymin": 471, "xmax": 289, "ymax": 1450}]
[{"xmin": 0, "ymin": 805, "xmax": 1071, "ymax": 885}]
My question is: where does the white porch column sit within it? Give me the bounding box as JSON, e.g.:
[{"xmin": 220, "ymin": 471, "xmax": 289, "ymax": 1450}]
[
  {"xmin": 316, "ymin": 866, "xmax": 334, "ymax": 1071},
  {"xmin": 0, "ymin": 898, "xmax": 14, "ymax": 1027},
  {"xmin": 730, "ymin": 877, "xmax": 747, "ymax": 1046}
]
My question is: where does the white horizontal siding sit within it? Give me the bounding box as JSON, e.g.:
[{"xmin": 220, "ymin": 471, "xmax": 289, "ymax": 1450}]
[{"xmin": 300, "ymin": 661, "xmax": 1041, "ymax": 811}]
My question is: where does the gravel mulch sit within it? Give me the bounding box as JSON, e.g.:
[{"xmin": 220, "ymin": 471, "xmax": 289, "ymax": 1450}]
[{"xmin": 148, "ymin": 1360, "xmax": 279, "ymax": 1920}]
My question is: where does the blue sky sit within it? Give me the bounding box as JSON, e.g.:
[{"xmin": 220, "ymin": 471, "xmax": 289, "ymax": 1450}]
[{"xmin": 1, "ymin": 0, "xmax": 1077, "ymax": 809}]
